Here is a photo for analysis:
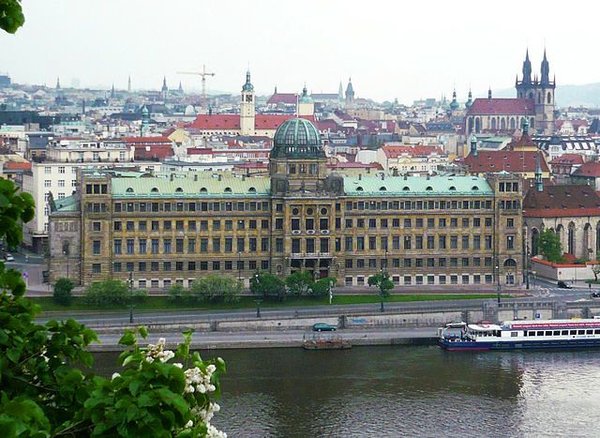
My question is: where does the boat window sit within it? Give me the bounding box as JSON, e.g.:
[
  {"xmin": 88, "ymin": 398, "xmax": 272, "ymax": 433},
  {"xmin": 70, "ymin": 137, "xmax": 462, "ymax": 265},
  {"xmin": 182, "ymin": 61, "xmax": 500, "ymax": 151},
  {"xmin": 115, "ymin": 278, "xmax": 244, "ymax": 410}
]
[
  {"xmin": 587, "ymin": 329, "xmax": 593, "ymax": 335},
  {"xmin": 570, "ymin": 330, "xmax": 577, "ymax": 335},
  {"xmin": 561, "ymin": 330, "xmax": 569, "ymax": 335},
  {"xmin": 553, "ymin": 330, "xmax": 560, "ymax": 336},
  {"xmin": 595, "ymin": 329, "xmax": 600, "ymax": 335},
  {"xmin": 545, "ymin": 331, "xmax": 552, "ymax": 336},
  {"xmin": 511, "ymin": 332, "xmax": 518, "ymax": 337},
  {"xmin": 578, "ymin": 330, "xmax": 585, "ymax": 335},
  {"xmin": 537, "ymin": 331, "xmax": 544, "ymax": 336},
  {"xmin": 528, "ymin": 331, "xmax": 535, "ymax": 336}
]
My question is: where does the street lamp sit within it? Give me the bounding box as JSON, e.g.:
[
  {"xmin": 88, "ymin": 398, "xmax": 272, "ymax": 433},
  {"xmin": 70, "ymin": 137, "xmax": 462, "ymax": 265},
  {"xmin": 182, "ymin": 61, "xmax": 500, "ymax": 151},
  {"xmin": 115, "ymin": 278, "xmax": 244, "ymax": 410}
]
[
  {"xmin": 496, "ymin": 263, "xmax": 501, "ymax": 304},
  {"xmin": 254, "ymin": 299, "xmax": 262, "ymax": 318},
  {"xmin": 129, "ymin": 271, "xmax": 134, "ymax": 324}
]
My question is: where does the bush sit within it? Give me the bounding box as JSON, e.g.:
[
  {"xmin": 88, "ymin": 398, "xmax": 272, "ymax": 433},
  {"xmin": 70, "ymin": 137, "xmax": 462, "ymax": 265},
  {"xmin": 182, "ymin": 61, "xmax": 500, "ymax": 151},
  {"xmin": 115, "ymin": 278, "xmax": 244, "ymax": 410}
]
[
  {"xmin": 82, "ymin": 279, "xmax": 129, "ymax": 307},
  {"xmin": 190, "ymin": 275, "xmax": 242, "ymax": 303},
  {"xmin": 52, "ymin": 277, "xmax": 74, "ymax": 306}
]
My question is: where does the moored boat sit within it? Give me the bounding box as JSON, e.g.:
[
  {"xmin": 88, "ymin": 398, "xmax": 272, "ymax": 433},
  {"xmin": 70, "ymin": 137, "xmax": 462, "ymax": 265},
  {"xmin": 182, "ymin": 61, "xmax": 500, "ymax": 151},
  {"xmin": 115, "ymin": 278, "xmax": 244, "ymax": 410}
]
[
  {"xmin": 303, "ymin": 335, "xmax": 352, "ymax": 350},
  {"xmin": 438, "ymin": 318, "xmax": 600, "ymax": 351}
]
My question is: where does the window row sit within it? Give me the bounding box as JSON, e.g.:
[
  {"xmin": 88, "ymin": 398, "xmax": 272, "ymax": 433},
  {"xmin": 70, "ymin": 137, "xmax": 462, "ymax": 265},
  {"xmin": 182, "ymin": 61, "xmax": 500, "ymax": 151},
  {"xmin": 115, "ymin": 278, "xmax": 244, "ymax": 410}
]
[
  {"xmin": 345, "ymin": 199, "xmax": 494, "ymax": 212},
  {"xmin": 113, "ymin": 200, "xmax": 270, "ymax": 213},
  {"xmin": 111, "ymin": 259, "xmax": 270, "ymax": 273},
  {"xmin": 113, "ymin": 219, "xmax": 270, "ymax": 232},
  {"xmin": 341, "ymin": 216, "xmax": 494, "ymax": 229},
  {"xmin": 108, "ymin": 237, "xmax": 274, "ymax": 255},
  {"xmin": 344, "ymin": 256, "xmax": 495, "ymax": 269},
  {"xmin": 344, "ymin": 274, "xmax": 495, "ymax": 287},
  {"xmin": 341, "ymin": 235, "xmax": 495, "ymax": 251}
]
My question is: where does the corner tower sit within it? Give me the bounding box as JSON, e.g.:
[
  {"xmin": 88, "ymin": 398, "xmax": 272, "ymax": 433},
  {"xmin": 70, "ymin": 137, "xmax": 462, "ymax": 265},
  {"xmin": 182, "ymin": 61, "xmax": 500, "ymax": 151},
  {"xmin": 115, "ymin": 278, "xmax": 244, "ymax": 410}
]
[{"xmin": 240, "ymin": 70, "xmax": 255, "ymax": 136}]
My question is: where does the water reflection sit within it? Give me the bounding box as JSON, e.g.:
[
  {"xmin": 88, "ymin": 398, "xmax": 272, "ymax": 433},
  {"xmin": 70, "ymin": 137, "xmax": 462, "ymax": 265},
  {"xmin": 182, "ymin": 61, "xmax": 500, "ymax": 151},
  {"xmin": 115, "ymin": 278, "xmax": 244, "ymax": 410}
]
[{"xmin": 93, "ymin": 347, "xmax": 600, "ymax": 437}]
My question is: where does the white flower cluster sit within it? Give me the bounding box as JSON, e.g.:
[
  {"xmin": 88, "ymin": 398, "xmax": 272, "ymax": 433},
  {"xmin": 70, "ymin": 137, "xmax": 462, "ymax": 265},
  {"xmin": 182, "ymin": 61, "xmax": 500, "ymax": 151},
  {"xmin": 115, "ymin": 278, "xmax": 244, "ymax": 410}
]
[
  {"xmin": 145, "ymin": 337, "xmax": 175, "ymax": 363},
  {"xmin": 206, "ymin": 423, "xmax": 227, "ymax": 438},
  {"xmin": 183, "ymin": 364, "xmax": 216, "ymax": 394},
  {"xmin": 192, "ymin": 402, "xmax": 221, "ymax": 423}
]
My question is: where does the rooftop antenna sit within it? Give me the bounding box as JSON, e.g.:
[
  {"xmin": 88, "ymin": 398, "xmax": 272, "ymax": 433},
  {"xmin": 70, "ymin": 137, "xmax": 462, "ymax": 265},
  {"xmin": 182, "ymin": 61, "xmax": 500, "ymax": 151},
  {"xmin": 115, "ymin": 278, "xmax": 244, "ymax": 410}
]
[{"xmin": 177, "ymin": 64, "xmax": 215, "ymax": 111}]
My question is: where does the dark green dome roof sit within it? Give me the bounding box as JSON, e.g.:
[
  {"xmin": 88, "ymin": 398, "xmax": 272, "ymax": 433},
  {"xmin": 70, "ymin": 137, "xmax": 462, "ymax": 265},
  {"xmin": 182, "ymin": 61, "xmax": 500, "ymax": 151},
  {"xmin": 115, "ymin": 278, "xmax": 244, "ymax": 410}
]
[{"xmin": 271, "ymin": 118, "xmax": 324, "ymax": 159}]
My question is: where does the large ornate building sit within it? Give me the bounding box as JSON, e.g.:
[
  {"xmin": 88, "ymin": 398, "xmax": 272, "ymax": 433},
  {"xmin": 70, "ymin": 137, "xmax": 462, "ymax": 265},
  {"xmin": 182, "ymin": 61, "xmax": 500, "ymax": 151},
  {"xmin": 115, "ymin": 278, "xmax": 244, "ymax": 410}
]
[
  {"xmin": 49, "ymin": 118, "xmax": 523, "ymax": 289},
  {"xmin": 465, "ymin": 50, "xmax": 556, "ymax": 135}
]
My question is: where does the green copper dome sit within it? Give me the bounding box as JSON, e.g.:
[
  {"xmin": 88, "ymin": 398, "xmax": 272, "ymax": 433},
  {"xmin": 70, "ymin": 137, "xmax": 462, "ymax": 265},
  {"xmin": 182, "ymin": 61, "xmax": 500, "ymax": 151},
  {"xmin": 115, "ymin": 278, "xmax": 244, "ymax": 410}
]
[
  {"xmin": 271, "ymin": 118, "xmax": 324, "ymax": 159},
  {"xmin": 242, "ymin": 70, "xmax": 254, "ymax": 92},
  {"xmin": 299, "ymin": 85, "xmax": 313, "ymax": 103}
]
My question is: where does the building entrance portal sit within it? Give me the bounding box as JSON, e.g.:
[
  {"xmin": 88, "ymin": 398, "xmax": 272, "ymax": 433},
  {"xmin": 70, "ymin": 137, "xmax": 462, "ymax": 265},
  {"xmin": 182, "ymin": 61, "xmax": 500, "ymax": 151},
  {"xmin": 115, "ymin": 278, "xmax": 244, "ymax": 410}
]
[{"xmin": 289, "ymin": 258, "xmax": 331, "ymax": 279}]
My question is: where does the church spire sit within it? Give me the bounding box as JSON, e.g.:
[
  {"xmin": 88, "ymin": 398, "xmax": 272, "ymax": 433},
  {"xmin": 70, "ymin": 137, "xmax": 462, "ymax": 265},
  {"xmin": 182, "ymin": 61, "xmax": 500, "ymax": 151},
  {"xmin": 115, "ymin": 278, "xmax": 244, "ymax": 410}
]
[
  {"xmin": 110, "ymin": 83, "xmax": 115, "ymax": 99},
  {"xmin": 488, "ymin": 86, "xmax": 492, "ymax": 99},
  {"xmin": 522, "ymin": 48, "xmax": 532, "ymax": 84},
  {"xmin": 540, "ymin": 48, "xmax": 550, "ymax": 85},
  {"xmin": 56, "ymin": 76, "xmax": 61, "ymax": 90},
  {"xmin": 127, "ymin": 75, "xmax": 131, "ymax": 93},
  {"xmin": 535, "ymin": 149, "xmax": 543, "ymax": 192}
]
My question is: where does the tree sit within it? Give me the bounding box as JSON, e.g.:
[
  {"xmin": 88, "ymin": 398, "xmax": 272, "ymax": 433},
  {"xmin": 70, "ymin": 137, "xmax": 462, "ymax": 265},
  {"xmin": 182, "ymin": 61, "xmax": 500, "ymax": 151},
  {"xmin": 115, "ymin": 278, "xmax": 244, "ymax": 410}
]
[
  {"xmin": 285, "ymin": 271, "xmax": 313, "ymax": 296},
  {"xmin": 0, "ymin": 177, "xmax": 228, "ymax": 436},
  {"xmin": 250, "ymin": 271, "xmax": 286, "ymax": 301},
  {"xmin": 311, "ymin": 277, "xmax": 336, "ymax": 297},
  {"xmin": 368, "ymin": 271, "xmax": 394, "ymax": 312},
  {"xmin": 53, "ymin": 277, "xmax": 74, "ymax": 306},
  {"xmin": 167, "ymin": 283, "xmax": 191, "ymax": 304},
  {"xmin": 538, "ymin": 229, "xmax": 563, "ymax": 263},
  {"xmin": 0, "ymin": 0, "xmax": 24, "ymax": 34},
  {"xmin": 190, "ymin": 275, "xmax": 242, "ymax": 303},
  {"xmin": 592, "ymin": 264, "xmax": 600, "ymax": 282},
  {"xmin": 82, "ymin": 279, "xmax": 147, "ymax": 307}
]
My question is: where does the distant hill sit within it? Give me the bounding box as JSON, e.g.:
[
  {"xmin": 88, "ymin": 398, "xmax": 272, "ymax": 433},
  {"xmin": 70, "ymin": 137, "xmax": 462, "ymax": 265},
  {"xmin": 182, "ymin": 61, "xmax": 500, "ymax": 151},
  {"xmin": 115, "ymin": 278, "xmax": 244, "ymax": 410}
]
[{"xmin": 494, "ymin": 83, "xmax": 600, "ymax": 108}]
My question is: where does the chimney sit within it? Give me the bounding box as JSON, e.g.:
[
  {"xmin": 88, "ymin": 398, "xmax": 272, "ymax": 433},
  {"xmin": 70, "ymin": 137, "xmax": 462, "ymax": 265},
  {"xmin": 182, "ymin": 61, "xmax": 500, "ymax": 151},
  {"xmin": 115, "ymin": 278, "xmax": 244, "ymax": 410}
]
[{"xmin": 194, "ymin": 174, "xmax": 198, "ymax": 181}]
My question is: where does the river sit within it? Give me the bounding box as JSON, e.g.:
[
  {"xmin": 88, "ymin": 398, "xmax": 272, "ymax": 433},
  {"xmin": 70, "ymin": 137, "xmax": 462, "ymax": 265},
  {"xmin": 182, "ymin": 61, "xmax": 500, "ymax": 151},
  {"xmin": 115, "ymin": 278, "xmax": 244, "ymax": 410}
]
[{"xmin": 94, "ymin": 346, "xmax": 600, "ymax": 437}]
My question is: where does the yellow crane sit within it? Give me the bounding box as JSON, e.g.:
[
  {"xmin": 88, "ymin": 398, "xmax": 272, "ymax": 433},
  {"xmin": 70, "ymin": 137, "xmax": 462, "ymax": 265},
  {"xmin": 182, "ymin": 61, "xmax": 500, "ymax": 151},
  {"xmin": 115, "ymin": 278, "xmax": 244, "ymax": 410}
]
[{"xmin": 177, "ymin": 64, "xmax": 215, "ymax": 110}]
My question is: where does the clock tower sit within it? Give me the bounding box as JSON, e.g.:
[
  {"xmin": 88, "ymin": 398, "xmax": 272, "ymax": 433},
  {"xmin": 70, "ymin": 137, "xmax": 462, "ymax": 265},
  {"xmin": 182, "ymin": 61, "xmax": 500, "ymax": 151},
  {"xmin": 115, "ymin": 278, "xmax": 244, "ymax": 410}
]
[{"xmin": 240, "ymin": 70, "xmax": 255, "ymax": 136}]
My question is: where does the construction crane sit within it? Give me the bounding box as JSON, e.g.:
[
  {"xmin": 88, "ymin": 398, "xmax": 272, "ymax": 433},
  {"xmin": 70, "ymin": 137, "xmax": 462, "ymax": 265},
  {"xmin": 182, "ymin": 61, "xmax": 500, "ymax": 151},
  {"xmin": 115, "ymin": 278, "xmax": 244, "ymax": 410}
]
[{"xmin": 177, "ymin": 64, "xmax": 215, "ymax": 111}]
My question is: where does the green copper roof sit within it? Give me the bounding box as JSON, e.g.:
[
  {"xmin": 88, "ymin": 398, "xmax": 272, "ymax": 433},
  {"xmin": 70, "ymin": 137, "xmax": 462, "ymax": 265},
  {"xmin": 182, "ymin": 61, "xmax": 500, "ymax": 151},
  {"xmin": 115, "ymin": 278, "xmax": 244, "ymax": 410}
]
[
  {"xmin": 112, "ymin": 175, "xmax": 270, "ymax": 198},
  {"xmin": 54, "ymin": 195, "xmax": 79, "ymax": 212},
  {"xmin": 271, "ymin": 118, "xmax": 324, "ymax": 159},
  {"xmin": 343, "ymin": 175, "xmax": 492, "ymax": 196}
]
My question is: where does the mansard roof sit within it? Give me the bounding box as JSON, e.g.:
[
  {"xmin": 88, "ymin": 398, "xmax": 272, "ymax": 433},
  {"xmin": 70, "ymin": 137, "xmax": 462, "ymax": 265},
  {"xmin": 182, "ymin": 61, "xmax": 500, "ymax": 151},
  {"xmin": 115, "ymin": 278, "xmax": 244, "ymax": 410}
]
[
  {"xmin": 523, "ymin": 184, "xmax": 600, "ymax": 218},
  {"xmin": 467, "ymin": 98, "xmax": 535, "ymax": 116}
]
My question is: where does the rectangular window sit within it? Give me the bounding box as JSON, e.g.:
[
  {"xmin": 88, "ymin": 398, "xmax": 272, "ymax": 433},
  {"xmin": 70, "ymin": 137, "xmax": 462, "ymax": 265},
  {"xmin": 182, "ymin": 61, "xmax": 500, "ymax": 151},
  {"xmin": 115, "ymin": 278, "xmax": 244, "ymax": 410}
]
[
  {"xmin": 320, "ymin": 238, "xmax": 329, "ymax": 253},
  {"xmin": 151, "ymin": 239, "xmax": 159, "ymax": 254},
  {"xmin": 113, "ymin": 262, "xmax": 122, "ymax": 273},
  {"xmin": 462, "ymin": 235, "xmax": 469, "ymax": 250},
  {"xmin": 292, "ymin": 239, "xmax": 301, "ymax": 253},
  {"xmin": 188, "ymin": 238, "xmax": 196, "ymax": 253},
  {"xmin": 151, "ymin": 261, "xmax": 159, "ymax": 272},
  {"xmin": 439, "ymin": 218, "xmax": 446, "ymax": 228},
  {"xmin": 403, "ymin": 258, "xmax": 412, "ymax": 268},
  {"xmin": 369, "ymin": 236, "xmax": 376, "ymax": 250},
  {"xmin": 357, "ymin": 237, "xmax": 365, "ymax": 251},
  {"xmin": 164, "ymin": 221, "xmax": 172, "ymax": 231},
  {"xmin": 176, "ymin": 238, "xmax": 184, "ymax": 253},
  {"xmin": 236, "ymin": 238, "xmax": 244, "ymax": 252},
  {"xmin": 164, "ymin": 239, "xmax": 172, "ymax": 254},
  {"xmin": 404, "ymin": 218, "xmax": 411, "ymax": 228},
  {"xmin": 261, "ymin": 238, "xmax": 269, "ymax": 252},
  {"xmin": 249, "ymin": 238, "xmax": 257, "ymax": 252},
  {"xmin": 92, "ymin": 263, "xmax": 101, "ymax": 274},
  {"xmin": 415, "ymin": 236, "xmax": 423, "ymax": 250},
  {"xmin": 92, "ymin": 240, "xmax": 101, "ymax": 255},
  {"xmin": 114, "ymin": 239, "xmax": 122, "ymax": 255},
  {"xmin": 506, "ymin": 235, "xmax": 515, "ymax": 250},
  {"xmin": 114, "ymin": 221, "xmax": 122, "ymax": 231},
  {"xmin": 450, "ymin": 235, "xmax": 458, "ymax": 249},
  {"xmin": 427, "ymin": 236, "xmax": 435, "ymax": 249},
  {"xmin": 276, "ymin": 238, "xmax": 284, "ymax": 253},
  {"xmin": 139, "ymin": 239, "xmax": 147, "ymax": 254},
  {"xmin": 138, "ymin": 262, "xmax": 146, "ymax": 272},
  {"xmin": 214, "ymin": 238, "xmax": 222, "ymax": 252},
  {"xmin": 139, "ymin": 221, "xmax": 147, "ymax": 232},
  {"xmin": 438, "ymin": 235, "xmax": 446, "ymax": 249},
  {"xmin": 225, "ymin": 238, "xmax": 233, "ymax": 253},
  {"xmin": 126, "ymin": 239, "xmax": 134, "ymax": 254},
  {"xmin": 306, "ymin": 238, "xmax": 315, "ymax": 253},
  {"xmin": 439, "ymin": 257, "xmax": 446, "ymax": 267},
  {"xmin": 404, "ymin": 236, "xmax": 411, "ymax": 250},
  {"xmin": 212, "ymin": 261, "xmax": 220, "ymax": 271},
  {"xmin": 473, "ymin": 235, "xmax": 481, "ymax": 250}
]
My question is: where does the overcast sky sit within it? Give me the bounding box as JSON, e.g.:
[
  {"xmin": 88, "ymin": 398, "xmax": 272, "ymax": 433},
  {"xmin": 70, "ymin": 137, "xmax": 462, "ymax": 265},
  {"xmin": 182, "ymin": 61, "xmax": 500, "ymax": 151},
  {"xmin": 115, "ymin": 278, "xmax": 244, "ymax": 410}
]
[{"xmin": 1, "ymin": 0, "xmax": 597, "ymax": 103}]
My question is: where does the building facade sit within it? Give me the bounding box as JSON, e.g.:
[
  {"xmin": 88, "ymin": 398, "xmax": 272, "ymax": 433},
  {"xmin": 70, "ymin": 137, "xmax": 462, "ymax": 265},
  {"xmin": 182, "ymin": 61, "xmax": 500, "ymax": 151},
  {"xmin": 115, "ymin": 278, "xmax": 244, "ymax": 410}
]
[{"xmin": 49, "ymin": 118, "xmax": 523, "ymax": 289}]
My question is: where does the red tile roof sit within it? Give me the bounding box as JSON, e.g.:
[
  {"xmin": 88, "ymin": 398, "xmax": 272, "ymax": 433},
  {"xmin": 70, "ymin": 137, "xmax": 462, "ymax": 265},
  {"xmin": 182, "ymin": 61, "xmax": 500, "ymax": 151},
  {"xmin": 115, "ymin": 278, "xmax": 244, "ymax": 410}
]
[
  {"xmin": 467, "ymin": 98, "xmax": 535, "ymax": 116},
  {"xmin": 464, "ymin": 150, "xmax": 550, "ymax": 173},
  {"xmin": 523, "ymin": 184, "xmax": 600, "ymax": 218},
  {"xmin": 549, "ymin": 154, "xmax": 585, "ymax": 165},
  {"xmin": 187, "ymin": 148, "xmax": 213, "ymax": 155},
  {"xmin": 267, "ymin": 93, "xmax": 297, "ymax": 105},
  {"xmin": 188, "ymin": 115, "xmax": 241, "ymax": 130},
  {"xmin": 3, "ymin": 161, "xmax": 31, "ymax": 171},
  {"xmin": 572, "ymin": 161, "xmax": 600, "ymax": 177}
]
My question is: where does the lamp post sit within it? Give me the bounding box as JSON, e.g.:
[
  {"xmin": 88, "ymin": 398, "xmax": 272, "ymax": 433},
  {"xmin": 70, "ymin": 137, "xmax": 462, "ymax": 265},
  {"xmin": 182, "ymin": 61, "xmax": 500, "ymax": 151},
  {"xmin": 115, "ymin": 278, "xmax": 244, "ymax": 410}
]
[
  {"xmin": 496, "ymin": 263, "xmax": 501, "ymax": 305},
  {"xmin": 237, "ymin": 251, "xmax": 242, "ymax": 283},
  {"xmin": 129, "ymin": 271, "xmax": 134, "ymax": 324},
  {"xmin": 254, "ymin": 299, "xmax": 262, "ymax": 318},
  {"xmin": 525, "ymin": 248, "xmax": 531, "ymax": 290},
  {"xmin": 63, "ymin": 249, "xmax": 69, "ymax": 279}
]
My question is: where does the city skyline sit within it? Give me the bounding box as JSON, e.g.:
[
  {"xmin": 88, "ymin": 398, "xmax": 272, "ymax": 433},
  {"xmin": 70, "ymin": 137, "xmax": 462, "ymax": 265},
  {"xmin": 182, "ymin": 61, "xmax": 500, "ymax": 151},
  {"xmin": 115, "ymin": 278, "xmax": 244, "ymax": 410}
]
[{"xmin": 0, "ymin": 0, "xmax": 598, "ymax": 103}]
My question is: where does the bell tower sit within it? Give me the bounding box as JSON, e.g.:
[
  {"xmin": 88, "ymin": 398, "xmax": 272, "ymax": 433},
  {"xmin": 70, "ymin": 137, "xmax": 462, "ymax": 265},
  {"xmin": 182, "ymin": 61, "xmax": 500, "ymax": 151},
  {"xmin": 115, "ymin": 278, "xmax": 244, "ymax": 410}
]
[{"xmin": 240, "ymin": 70, "xmax": 255, "ymax": 136}]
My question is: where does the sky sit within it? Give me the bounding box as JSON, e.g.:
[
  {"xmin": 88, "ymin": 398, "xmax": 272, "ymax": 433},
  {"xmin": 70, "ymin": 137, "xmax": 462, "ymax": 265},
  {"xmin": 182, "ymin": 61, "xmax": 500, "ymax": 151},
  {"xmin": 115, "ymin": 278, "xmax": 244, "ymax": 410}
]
[{"xmin": 1, "ymin": 0, "xmax": 599, "ymax": 104}]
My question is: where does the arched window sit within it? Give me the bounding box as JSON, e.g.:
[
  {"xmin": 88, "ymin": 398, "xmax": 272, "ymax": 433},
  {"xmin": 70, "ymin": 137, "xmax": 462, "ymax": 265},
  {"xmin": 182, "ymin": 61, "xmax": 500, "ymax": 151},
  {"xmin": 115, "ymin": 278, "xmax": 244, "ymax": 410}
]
[
  {"xmin": 356, "ymin": 186, "xmax": 363, "ymax": 192},
  {"xmin": 62, "ymin": 241, "xmax": 70, "ymax": 256},
  {"xmin": 449, "ymin": 186, "xmax": 456, "ymax": 191},
  {"xmin": 504, "ymin": 258, "xmax": 517, "ymax": 267},
  {"xmin": 510, "ymin": 118, "xmax": 516, "ymax": 130},
  {"xmin": 491, "ymin": 118, "xmax": 497, "ymax": 130},
  {"xmin": 530, "ymin": 118, "xmax": 535, "ymax": 129},
  {"xmin": 500, "ymin": 118, "xmax": 506, "ymax": 130},
  {"xmin": 537, "ymin": 92, "xmax": 541, "ymax": 104},
  {"xmin": 151, "ymin": 187, "xmax": 159, "ymax": 193},
  {"xmin": 568, "ymin": 223, "xmax": 575, "ymax": 255},
  {"xmin": 248, "ymin": 187, "xmax": 256, "ymax": 193},
  {"xmin": 475, "ymin": 117, "xmax": 481, "ymax": 133},
  {"xmin": 175, "ymin": 187, "xmax": 183, "ymax": 193},
  {"xmin": 126, "ymin": 187, "xmax": 134, "ymax": 193},
  {"xmin": 199, "ymin": 187, "xmax": 207, "ymax": 194},
  {"xmin": 224, "ymin": 187, "xmax": 232, "ymax": 193},
  {"xmin": 402, "ymin": 186, "xmax": 410, "ymax": 191},
  {"xmin": 471, "ymin": 186, "xmax": 479, "ymax": 191},
  {"xmin": 379, "ymin": 186, "xmax": 387, "ymax": 191},
  {"xmin": 547, "ymin": 92, "xmax": 552, "ymax": 104},
  {"xmin": 426, "ymin": 186, "xmax": 433, "ymax": 191}
]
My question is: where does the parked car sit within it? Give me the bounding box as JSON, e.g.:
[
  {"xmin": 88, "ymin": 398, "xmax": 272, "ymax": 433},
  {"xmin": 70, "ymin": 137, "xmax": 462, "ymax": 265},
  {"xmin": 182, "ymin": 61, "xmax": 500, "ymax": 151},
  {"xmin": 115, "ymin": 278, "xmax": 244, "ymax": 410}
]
[
  {"xmin": 557, "ymin": 281, "xmax": 572, "ymax": 289},
  {"xmin": 312, "ymin": 323, "xmax": 337, "ymax": 332},
  {"xmin": 591, "ymin": 292, "xmax": 600, "ymax": 299},
  {"xmin": 3, "ymin": 253, "xmax": 14, "ymax": 262}
]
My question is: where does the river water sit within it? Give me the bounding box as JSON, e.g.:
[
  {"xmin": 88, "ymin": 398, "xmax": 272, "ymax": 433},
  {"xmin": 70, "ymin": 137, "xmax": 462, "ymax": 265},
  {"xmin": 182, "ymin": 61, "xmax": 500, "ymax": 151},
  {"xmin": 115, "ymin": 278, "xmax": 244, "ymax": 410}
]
[{"xmin": 94, "ymin": 346, "xmax": 600, "ymax": 437}]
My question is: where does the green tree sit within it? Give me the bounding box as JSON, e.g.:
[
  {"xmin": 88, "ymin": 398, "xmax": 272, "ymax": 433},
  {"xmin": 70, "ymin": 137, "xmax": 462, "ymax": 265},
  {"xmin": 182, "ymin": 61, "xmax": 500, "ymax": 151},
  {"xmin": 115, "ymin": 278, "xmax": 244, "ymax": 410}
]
[
  {"xmin": 311, "ymin": 277, "xmax": 336, "ymax": 297},
  {"xmin": 167, "ymin": 283, "xmax": 191, "ymax": 304},
  {"xmin": 0, "ymin": 177, "xmax": 228, "ymax": 436},
  {"xmin": 368, "ymin": 271, "xmax": 394, "ymax": 312},
  {"xmin": 250, "ymin": 271, "xmax": 286, "ymax": 301},
  {"xmin": 53, "ymin": 277, "xmax": 74, "ymax": 306},
  {"xmin": 0, "ymin": 0, "xmax": 24, "ymax": 34},
  {"xmin": 285, "ymin": 271, "xmax": 313, "ymax": 296},
  {"xmin": 82, "ymin": 279, "xmax": 147, "ymax": 307},
  {"xmin": 538, "ymin": 229, "xmax": 563, "ymax": 263},
  {"xmin": 190, "ymin": 274, "xmax": 242, "ymax": 303}
]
